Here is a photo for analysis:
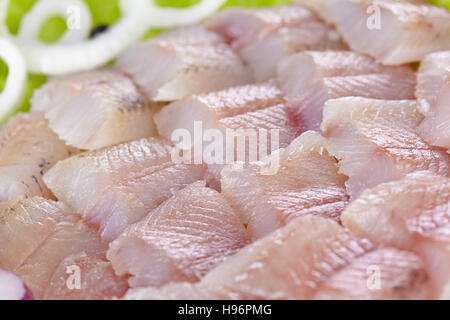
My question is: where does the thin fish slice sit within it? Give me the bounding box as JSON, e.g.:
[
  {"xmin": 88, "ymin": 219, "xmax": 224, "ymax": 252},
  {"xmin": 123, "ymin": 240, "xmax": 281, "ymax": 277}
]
[
  {"xmin": 43, "ymin": 137, "xmax": 206, "ymax": 242},
  {"xmin": 153, "ymin": 24, "xmax": 225, "ymax": 46},
  {"xmin": 31, "ymin": 68, "xmax": 156, "ymax": 150},
  {"xmin": 0, "ymin": 112, "xmax": 76, "ymax": 202},
  {"xmin": 0, "ymin": 197, "xmax": 128, "ymax": 300},
  {"xmin": 154, "ymin": 83, "xmax": 285, "ymax": 141},
  {"xmin": 321, "ymin": 97, "xmax": 450, "ymax": 199},
  {"xmin": 124, "ymin": 216, "xmax": 430, "ymax": 300},
  {"xmin": 207, "ymin": 5, "xmax": 320, "ymax": 49},
  {"xmin": 221, "ymin": 131, "xmax": 349, "ymax": 240},
  {"xmin": 282, "ymin": 63, "xmax": 416, "ymax": 131},
  {"xmin": 278, "ymin": 50, "xmax": 410, "ymax": 101},
  {"xmin": 416, "ymin": 51, "xmax": 450, "ymax": 151},
  {"xmin": 341, "ymin": 171, "xmax": 450, "ymax": 299},
  {"xmin": 116, "ymin": 42, "xmax": 253, "ymax": 102},
  {"xmin": 208, "ymin": 5, "xmax": 345, "ymax": 81},
  {"xmin": 295, "ymin": 0, "xmax": 450, "ymax": 64},
  {"xmin": 107, "ymin": 181, "xmax": 250, "ymax": 288}
]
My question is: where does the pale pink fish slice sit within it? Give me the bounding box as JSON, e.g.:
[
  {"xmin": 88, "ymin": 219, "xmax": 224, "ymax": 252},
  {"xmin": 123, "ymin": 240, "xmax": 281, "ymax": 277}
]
[
  {"xmin": 416, "ymin": 51, "xmax": 450, "ymax": 151},
  {"xmin": 124, "ymin": 216, "xmax": 430, "ymax": 300},
  {"xmin": 153, "ymin": 24, "xmax": 225, "ymax": 46},
  {"xmin": 341, "ymin": 171, "xmax": 450, "ymax": 299},
  {"xmin": 294, "ymin": 0, "xmax": 450, "ymax": 65},
  {"xmin": 208, "ymin": 5, "xmax": 346, "ymax": 81},
  {"xmin": 221, "ymin": 131, "xmax": 349, "ymax": 240},
  {"xmin": 207, "ymin": 5, "xmax": 320, "ymax": 49},
  {"xmin": 31, "ymin": 68, "xmax": 156, "ymax": 150},
  {"xmin": 321, "ymin": 97, "xmax": 450, "ymax": 199},
  {"xmin": 154, "ymin": 83, "xmax": 297, "ymax": 189},
  {"xmin": 107, "ymin": 181, "xmax": 250, "ymax": 288},
  {"xmin": 43, "ymin": 137, "xmax": 206, "ymax": 242},
  {"xmin": 116, "ymin": 41, "xmax": 253, "ymax": 102},
  {"xmin": 0, "ymin": 112, "xmax": 77, "ymax": 202},
  {"xmin": 277, "ymin": 51, "xmax": 416, "ymax": 131},
  {"xmin": 0, "ymin": 197, "xmax": 128, "ymax": 300}
]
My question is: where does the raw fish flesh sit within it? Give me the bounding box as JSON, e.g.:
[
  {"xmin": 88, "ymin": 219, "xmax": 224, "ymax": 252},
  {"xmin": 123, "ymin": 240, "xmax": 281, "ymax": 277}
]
[
  {"xmin": 0, "ymin": 112, "xmax": 76, "ymax": 202},
  {"xmin": 124, "ymin": 216, "xmax": 430, "ymax": 300},
  {"xmin": 43, "ymin": 137, "xmax": 206, "ymax": 242},
  {"xmin": 341, "ymin": 171, "xmax": 450, "ymax": 299},
  {"xmin": 321, "ymin": 97, "xmax": 450, "ymax": 198},
  {"xmin": 107, "ymin": 181, "xmax": 250, "ymax": 288},
  {"xmin": 31, "ymin": 68, "xmax": 156, "ymax": 150}
]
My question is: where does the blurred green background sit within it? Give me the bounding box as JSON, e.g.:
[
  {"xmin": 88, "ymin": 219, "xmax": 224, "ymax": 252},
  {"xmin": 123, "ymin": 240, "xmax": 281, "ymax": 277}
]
[{"xmin": 0, "ymin": 0, "xmax": 449, "ymax": 119}]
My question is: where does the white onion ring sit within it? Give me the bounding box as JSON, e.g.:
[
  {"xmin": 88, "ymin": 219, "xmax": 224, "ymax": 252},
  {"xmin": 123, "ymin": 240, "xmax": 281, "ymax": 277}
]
[
  {"xmin": 147, "ymin": 0, "xmax": 227, "ymax": 28},
  {"xmin": 0, "ymin": 38, "xmax": 27, "ymax": 121},
  {"xmin": 0, "ymin": 0, "xmax": 153, "ymax": 75},
  {"xmin": 0, "ymin": 0, "xmax": 226, "ymax": 75},
  {"xmin": 17, "ymin": 0, "xmax": 92, "ymax": 44}
]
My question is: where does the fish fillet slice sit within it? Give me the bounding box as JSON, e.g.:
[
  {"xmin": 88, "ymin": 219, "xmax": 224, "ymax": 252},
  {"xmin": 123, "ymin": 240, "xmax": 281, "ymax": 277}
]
[
  {"xmin": 107, "ymin": 181, "xmax": 250, "ymax": 288},
  {"xmin": 416, "ymin": 51, "xmax": 450, "ymax": 151},
  {"xmin": 124, "ymin": 216, "xmax": 430, "ymax": 300},
  {"xmin": 295, "ymin": 0, "xmax": 450, "ymax": 64},
  {"xmin": 116, "ymin": 41, "xmax": 253, "ymax": 102},
  {"xmin": 152, "ymin": 24, "xmax": 225, "ymax": 46},
  {"xmin": 208, "ymin": 5, "xmax": 346, "ymax": 81},
  {"xmin": 295, "ymin": 72, "xmax": 416, "ymax": 131},
  {"xmin": 321, "ymin": 97, "xmax": 450, "ymax": 199},
  {"xmin": 0, "ymin": 197, "xmax": 128, "ymax": 300},
  {"xmin": 221, "ymin": 131, "xmax": 349, "ymax": 240},
  {"xmin": 43, "ymin": 137, "xmax": 206, "ymax": 242},
  {"xmin": 31, "ymin": 68, "xmax": 156, "ymax": 150},
  {"xmin": 154, "ymin": 83, "xmax": 297, "ymax": 189},
  {"xmin": 0, "ymin": 112, "xmax": 76, "ymax": 202},
  {"xmin": 341, "ymin": 171, "xmax": 450, "ymax": 299},
  {"xmin": 154, "ymin": 83, "xmax": 285, "ymax": 141},
  {"xmin": 206, "ymin": 5, "xmax": 321, "ymax": 49}
]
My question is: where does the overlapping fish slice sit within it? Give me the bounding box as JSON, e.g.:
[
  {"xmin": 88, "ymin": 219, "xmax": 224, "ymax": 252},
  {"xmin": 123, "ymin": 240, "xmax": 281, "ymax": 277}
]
[
  {"xmin": 0, "ymin": 197, "xmax": 128, "ymax": 300},
  {"xmin": 221, "ymin": 131, "xmax": 349, "ymax": 240},
  {"xmin": 107, "ymin": 181, "xmax": 250, "ymax": 288},
  {"xmin": 278, "ymin": 51, "xmax": 416, "ymax": 131},
  {"xmin": 207, "ymin": 5, "xmax": 346, "ymax": 81},
  {"xmin": 341, "ymin": 171, "xmax": 450, "ymax": 299},
  {"xmin": 124, "ymin": 216, "xmax": 430, "ymax": 300},
  {"xmin": 416, "ymin": 51, "xmax": 450, "ymax": 151},
  {"xmin": 0, "ymin": 112, "xmax": 77, "ymax": 202},
  {"xmin": 295, "ymin": 0, "xmax": 450, "ymax": 64},
  {"xmin": 43, "ymin": 137, "xmax": 206, "ymax": 242},
  {"xmin": 154, "ymin": 82, "xmax": 299, "ymax": 189},
  {"xmin": 321, "ymin": 97, "xmax": 450, "ymax": 199},
  {"xmin": 116, "ymin": 25, "xmax": 253, "ymax": 102},
  {"xmin": 31, "ymin": 68, "xmax": 156, "ymax": 150}
]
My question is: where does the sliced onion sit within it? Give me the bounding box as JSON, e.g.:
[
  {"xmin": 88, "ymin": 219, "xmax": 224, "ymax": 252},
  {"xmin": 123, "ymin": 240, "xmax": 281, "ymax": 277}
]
[
  {"xmin": 0, "ymin": 269, "xmax": 33, "ymax": 300},
  {"xmin": 147, "ymin": 0, "xmax": 227, "ymax": 28},
  {"xmin": 0, "ymin": 0, "xmax": 153, "ymax": 75},
  {"xmin": 17, "ymin": 0, "xmax": 92, "ymax": 44},
  {"xmin": 0, "ymin": 38, "xmax": 27, "ymax": 121}
]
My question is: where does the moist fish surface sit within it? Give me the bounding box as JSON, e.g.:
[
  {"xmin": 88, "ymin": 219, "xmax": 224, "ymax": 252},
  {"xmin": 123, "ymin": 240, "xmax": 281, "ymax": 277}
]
[
  {"xmin": 124, "ymin": 216, "xmax": 430, "ymax": 300},
  {"xmin": 107, "ymin": 181, "xmax": 250, "ymax": 288},
  {"xmin": 341, "ymin": 171, "xmax": 450, "ymax": 299},
  {"xmin": 0, "ymin": 197, "xmax": 128, "ymax": 300},
  {"xmin": 416, "ymin": 51, "xmax": 450, "ymax": 151},
  {"xmin": 295, "ymin": 0, "xmax": 450, "ymax": 64},
  {"xmin": 278, "ymin": 51, "xmax": 416, "ymax": 131},
  {"xmin": 221, "ymin": 131, "xmax": 349, "ymax": 240},
  {"xmin": 0, "ymin": 112, "xmax": 76, "ymax": 202},
  {"xmin": 321, "ymin": 97, "xmax": 450, "ymax": 199},
  {"xmin": 154, "ymin": 83, "xmax": 299, "ymax": 189},
  {"xmin": 43, "ymin": 137, "xmax": 206, "ymax": 242},
  {"xmin": 208, "ymin": 5, "xmax": 346, "ymax": 81},
  {"xmin": 116, "ymin": 29, "xmax": 253, "ymax": 102},
  {"xmin": 31, "ymin": 68, "xmax": 156, "ymax": 150}
]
